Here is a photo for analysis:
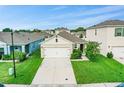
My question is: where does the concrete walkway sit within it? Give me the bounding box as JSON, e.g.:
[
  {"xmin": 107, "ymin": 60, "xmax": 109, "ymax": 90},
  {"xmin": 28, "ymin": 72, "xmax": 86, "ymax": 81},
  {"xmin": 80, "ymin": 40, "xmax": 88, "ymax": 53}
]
[
  {"xmin": 5, "ymin": 82, "xmax": 122, "ymax": 87},
  {"xmin": 32, "ymin": 58, "xmax": 76, "ymax": 85},
  {"xmin": 30, "ymin": 82, "xmax": 121, "ymax": 87},
  {"xmin": 78, "ymin": 82, "xmax": 121, "ymax": 87},
  {"xmin": 4, "ymin": 84, "xmax": 29, "ymax": 87}
]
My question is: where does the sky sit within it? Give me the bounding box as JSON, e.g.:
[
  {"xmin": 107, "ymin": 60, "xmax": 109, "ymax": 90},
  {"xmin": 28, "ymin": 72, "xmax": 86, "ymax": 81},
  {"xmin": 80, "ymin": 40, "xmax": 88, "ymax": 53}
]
[{"xmin": 0, "ymin": 5, "xmax": 124, "ymax": 30}]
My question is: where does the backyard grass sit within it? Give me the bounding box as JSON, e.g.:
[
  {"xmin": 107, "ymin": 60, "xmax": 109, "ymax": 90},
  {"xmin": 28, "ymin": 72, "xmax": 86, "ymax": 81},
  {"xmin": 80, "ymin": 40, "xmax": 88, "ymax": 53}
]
[
  {"xmin": 0, "ymin": 49, "xmax": 43, "ymax": 84},
  {"xmin": 71, "ymin": 54, "xmax": 124, "ymax": 84}
]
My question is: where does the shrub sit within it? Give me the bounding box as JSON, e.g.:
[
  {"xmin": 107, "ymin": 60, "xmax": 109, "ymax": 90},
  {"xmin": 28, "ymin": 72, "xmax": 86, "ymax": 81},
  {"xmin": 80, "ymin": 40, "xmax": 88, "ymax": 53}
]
[
  {"xmin": 71, "ymin": 49, "xmax": 82, "ymax": 59},
  {"xmin": 11, "ymin": 51, "xmax": 26, "ymax": 62},
  {"xmin": 107, "ymin": 52, "xmax": 113, "ymax": 58},
  {"xmin": 2, "ymin": 55, "xmax": 12, "ymax": 60},
  {"xmin": 85, "ymin": 41, "xmax": 100, "ymax": 61}
]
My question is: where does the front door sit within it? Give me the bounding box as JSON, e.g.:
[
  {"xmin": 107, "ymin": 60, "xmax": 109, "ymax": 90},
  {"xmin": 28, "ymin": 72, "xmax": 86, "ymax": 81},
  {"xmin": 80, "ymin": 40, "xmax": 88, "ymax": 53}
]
[{"xmin": 80, "ymin": 44, "xmax": 84, "ymax": 51}]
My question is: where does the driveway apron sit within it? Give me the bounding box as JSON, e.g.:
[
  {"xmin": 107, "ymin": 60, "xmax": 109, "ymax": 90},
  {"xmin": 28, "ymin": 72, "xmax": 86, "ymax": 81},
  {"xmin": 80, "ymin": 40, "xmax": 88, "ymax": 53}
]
[{"xmin": 32, "ymin": 58, "xmax": 76, "ymax": 85}]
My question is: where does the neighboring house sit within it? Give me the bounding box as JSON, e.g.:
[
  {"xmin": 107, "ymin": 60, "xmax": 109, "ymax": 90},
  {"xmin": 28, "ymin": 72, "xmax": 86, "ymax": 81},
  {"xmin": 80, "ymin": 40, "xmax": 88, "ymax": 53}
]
[
  {"xmin": 41, "ymin": 31, "xmax": 85, "ymax": 58},
  {"xmin": 0, "ymin": 32, "xmax": 46, "ymax": 55},
  {"xmin": 44, "ymin": 30, "xmax": 55, "ymax": 35},
  {"xmin": 86, "ymin": 20, "xmax": 124, "ymax": 58},
  {"xmin": 71, "ymin": 31, "xmax": 86, "ymax": 39},
  {"xmin": 44, "ymin": 27, "xmax": 70, "ymax": 35},
  {"xmin": 40, "ymin": 31, "xmax": 52, "ymax": 39},
  {"xmin": 55, "ymin": 27, "xmax": 70, "ymax": 34}
]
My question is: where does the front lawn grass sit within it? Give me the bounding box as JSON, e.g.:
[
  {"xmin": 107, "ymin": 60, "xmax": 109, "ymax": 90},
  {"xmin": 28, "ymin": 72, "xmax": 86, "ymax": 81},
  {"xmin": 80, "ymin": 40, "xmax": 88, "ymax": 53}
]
[
  {"xmin": 0, "ymin": 49, "xmax": 43, "ymax": 84},
  {"xmin": 71, "ymin": 54, "xmax": 124, "ymax": 84}
]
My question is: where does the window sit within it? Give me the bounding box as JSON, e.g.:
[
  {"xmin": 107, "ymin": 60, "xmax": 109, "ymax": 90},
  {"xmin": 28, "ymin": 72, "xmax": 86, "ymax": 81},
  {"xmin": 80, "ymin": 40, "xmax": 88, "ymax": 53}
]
[
  {"xmin": 0, "ymin": 48, "xmax": 4, "ymax": 55},
  {"xmin": 115, "ymin": 28, "xmax": 124, "ymax": 36},
  {"xmin": 95, "ymin": 29, "xmax": 97, "ymax": 36}
]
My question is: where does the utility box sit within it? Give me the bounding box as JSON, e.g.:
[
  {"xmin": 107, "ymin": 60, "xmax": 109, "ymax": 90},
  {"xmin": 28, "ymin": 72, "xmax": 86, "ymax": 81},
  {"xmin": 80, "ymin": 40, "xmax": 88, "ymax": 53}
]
[{"xmin": 8, "ymin": 68, "xmax": 14, "ymax": 76}]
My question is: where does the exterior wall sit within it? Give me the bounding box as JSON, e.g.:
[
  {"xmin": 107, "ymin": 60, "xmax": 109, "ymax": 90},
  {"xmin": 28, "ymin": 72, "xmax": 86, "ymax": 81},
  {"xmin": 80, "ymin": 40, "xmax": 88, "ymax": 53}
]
[
  {"xmin": 86, "ymin": 26, "xmax": 124, "ymax": 55},
  {"xmin": 41, "ymin": 36, "xmax": 73, "ymax": 58},
  {"xmin": 86, "ymin": 28, "xmax": 108, "ymax": 55},
  {"xmin": 0, "ymin": 41, "xmax": 10, "ymax": 55},
  {"xmin": 106, "ymin": 27, "xmax": 124, "ymax": 51},
  {"xmin": 10, "ymin": 46, "xmax": 22, "ymax": 53},
  {"xmin": 29, "ymin": 39, "xmax": 42, "ymax": 54}
]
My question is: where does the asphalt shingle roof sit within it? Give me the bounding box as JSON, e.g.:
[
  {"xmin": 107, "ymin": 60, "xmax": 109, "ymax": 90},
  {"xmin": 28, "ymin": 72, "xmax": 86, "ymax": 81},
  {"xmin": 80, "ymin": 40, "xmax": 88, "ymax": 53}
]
[
  {"xmin": 87, "ymin": 20, "xmax": 124, "ymax": 29},
  {"xmin": 58, "ymin": 31, "xmax": 85, "ymax": 44},
  {"xmin": 0, "ymin": 32, "xmax": 46, "ymax": 45}
]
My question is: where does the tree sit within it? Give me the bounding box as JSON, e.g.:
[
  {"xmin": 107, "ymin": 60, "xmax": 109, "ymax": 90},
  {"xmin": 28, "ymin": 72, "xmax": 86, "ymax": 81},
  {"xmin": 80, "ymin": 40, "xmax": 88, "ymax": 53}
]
[
  {"xmin": 19, "ymin": 29, "xmax": 31, "ymax": 32},
  {"xmin": 32, "ymin": 29, "xmax": 41, "ymax": 32},
  {"xmin": 76, "ymin": 27, "xmax": 85, "ymax": 32},
  {"xmin": 70, "ymin": 27, "xmax": 86, "ymax": 32},
  {"xmin": 85, "ymin": 41, "xmax": 100, "ymax": 61},
  {"xmin": 2, "ymin": 28, "xmax": 12, "ymax": 32}
]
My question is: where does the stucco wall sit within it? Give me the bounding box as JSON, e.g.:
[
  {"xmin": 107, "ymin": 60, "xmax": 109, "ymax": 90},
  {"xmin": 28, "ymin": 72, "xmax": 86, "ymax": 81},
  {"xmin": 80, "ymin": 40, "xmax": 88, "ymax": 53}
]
[
  {"xmin": 106, "ymin": 27, "xmax": 124, "ymax": 51},
  {"xmin": 86, "ymin": 26, "xmax": 124, "ymax": 55},
  {"xmin": 86, "ymin": 28, "xmax": 108, "ymax": 55}
]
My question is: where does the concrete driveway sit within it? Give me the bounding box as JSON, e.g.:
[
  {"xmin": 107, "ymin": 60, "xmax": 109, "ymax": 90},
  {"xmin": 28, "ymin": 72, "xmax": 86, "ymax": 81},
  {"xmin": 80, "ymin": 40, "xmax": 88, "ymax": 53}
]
[{"xmin": 32, "ymin": 58, "xmax": 76, "ymax": 85}]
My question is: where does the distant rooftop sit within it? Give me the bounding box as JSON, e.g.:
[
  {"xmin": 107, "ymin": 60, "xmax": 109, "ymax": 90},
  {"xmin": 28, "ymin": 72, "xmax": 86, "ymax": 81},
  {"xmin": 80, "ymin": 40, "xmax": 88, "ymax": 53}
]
[
  {"xmin": 87, "ymin": 20, "xmax": 124, "ymax": 29},
  {"xmin": 55, "ymin": 27, "xmax": 69, "ymax": 31}
]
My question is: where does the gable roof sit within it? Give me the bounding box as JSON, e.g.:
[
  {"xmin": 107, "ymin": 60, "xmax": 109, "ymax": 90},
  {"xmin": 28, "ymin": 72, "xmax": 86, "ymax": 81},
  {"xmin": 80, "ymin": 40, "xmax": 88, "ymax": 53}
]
[
  {"xmin": 0, "ymin": 32, "xmax": 45, "ymax": 45},
  {"xmin": 87, "ymin": 20, "xmax": 124, "ymax": 29},
  {"xmin": 58, "ymin": 31, "xmax": 85, "ymax": 44}
]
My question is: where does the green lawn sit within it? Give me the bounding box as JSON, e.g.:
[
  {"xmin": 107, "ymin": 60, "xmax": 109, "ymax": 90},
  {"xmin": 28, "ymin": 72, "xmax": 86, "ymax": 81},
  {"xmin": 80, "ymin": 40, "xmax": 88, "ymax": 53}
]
[
  {"xmin": 0, "ymin": 49, "xmax": 43, "ymax": 84},
  {"xmin": 71, "ymin": 55, "xmax": 124, "ymax": 84}
]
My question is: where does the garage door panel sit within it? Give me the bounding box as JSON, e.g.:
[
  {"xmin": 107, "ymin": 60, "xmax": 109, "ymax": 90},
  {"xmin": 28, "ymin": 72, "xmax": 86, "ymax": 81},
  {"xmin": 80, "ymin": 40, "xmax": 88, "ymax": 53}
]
[
  {"xmin": 44, "ymin": 48, "xmax": 70, "ymax": 58},
  {"xmin": 112, "ymin": 47, "xmax": 124, "ymax": 58}
]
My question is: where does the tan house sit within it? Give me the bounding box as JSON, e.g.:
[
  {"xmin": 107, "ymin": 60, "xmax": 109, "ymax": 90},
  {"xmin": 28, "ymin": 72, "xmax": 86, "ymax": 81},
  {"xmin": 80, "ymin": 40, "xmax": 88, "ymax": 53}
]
[
  {"xmin": 86, "ymin": 20, "xmax": 124, "ymax": 58},
  {"xmin": 41, "ymin": 31, "xmax": 85, "ymax": 58}
]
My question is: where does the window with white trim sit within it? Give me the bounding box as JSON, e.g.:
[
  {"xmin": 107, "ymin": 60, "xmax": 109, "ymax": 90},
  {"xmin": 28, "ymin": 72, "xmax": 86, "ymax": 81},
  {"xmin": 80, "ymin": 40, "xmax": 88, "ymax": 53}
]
[{"xmin": 115, "ymin": 27, "xmax": 124, "ymax": 37}]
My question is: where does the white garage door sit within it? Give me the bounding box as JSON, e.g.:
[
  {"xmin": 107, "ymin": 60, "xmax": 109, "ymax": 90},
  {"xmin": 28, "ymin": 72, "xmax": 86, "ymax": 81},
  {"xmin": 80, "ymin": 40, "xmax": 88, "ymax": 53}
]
[
  {"xmin": 112, "ymin": 47, "xmax": 124, "ymax": 58},
  {"xmin": 44, "ymin": 48, "xmax": 70, "ymax": 58}
]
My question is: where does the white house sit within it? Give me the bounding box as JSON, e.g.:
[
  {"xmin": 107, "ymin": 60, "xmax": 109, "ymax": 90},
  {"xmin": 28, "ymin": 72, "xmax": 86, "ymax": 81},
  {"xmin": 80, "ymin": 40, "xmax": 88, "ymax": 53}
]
[
  {"xmin": 41, "ymin": 31, "xmax": 85, "ymax": 58},
  {"xmin": 86, "ymin": 20, "xmax": 124, "ymax": 58}
]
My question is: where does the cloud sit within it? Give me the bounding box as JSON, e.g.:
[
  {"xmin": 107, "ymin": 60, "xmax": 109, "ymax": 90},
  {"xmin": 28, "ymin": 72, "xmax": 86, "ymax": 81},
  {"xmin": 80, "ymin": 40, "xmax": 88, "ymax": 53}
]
[
  {"xmin": 63, "ymin": 11, "xmax": 124, "ymax": 28},
  {"xmin": 0, "ymin": 5, "xmax": 124, "ymax": 30},
  {"xmin": 47, "ymin": 6, "xmax": 124, "ymax": 20},
  {"xmin": 78, "ymin": 5, "xmax": 124, "ymax": 16}
]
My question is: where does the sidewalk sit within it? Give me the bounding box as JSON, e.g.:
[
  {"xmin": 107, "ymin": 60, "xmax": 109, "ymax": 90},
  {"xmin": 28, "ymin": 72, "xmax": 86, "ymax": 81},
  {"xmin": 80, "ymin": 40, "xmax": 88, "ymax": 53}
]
[
  {"xmin": 4, "ymin": 84, "xmax": 29, "ymax": 87},
  {"xmin": 78, "ymin": 82, "xmax": 121, "ymax": 87},
  {"xmin": 5, "ymin": 82, "xmax": 122, "ymax": 87}
]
